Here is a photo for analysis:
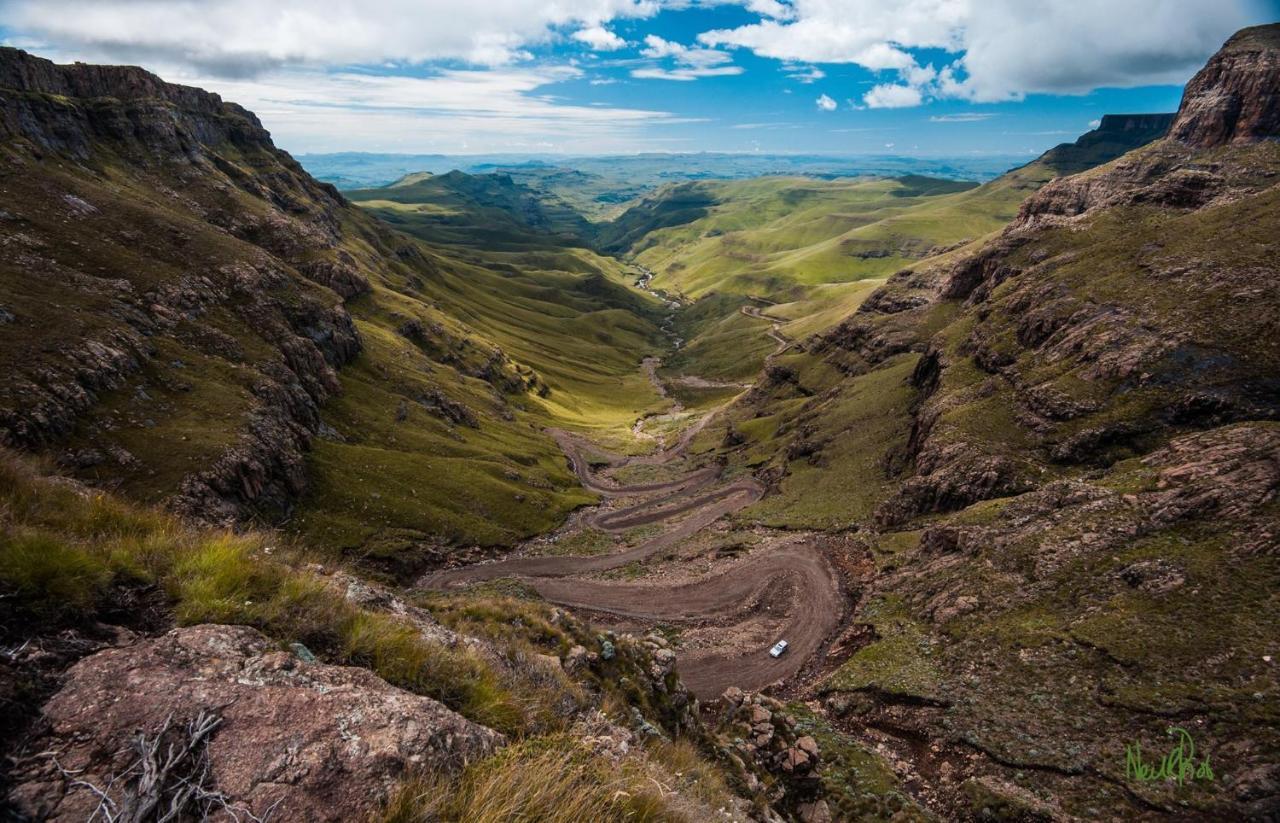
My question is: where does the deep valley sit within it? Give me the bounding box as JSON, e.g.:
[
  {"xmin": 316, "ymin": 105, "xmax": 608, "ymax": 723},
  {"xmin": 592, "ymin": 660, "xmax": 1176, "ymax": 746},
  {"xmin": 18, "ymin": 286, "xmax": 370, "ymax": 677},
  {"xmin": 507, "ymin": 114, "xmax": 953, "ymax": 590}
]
[{"xmin": 2, "ymin": 21, "xmax": 1279, "ymax": 823}]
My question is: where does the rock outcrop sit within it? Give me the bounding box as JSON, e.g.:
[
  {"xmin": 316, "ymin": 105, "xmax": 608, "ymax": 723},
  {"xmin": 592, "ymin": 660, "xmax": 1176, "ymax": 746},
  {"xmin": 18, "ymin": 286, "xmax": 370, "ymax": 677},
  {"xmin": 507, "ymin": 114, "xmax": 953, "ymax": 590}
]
[
  {"xmin": 7, "ymin": 625, "xmax": 504, "ymax": 822},
  {"xmin": 718, "ymin": 687, "xmax": 822, "ymax": 803},
  {"xmin": 1170, "ymin": 24, "xmax": 1280, "ymax": 148},
  {"xmin": 1036, "ymin": 112, "xmax": 1175, "ymax": 175}
]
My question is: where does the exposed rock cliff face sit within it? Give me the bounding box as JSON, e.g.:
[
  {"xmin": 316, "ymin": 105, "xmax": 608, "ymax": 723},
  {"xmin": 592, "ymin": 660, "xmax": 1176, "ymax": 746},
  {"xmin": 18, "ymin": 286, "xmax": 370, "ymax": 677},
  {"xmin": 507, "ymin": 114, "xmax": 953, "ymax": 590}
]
[
  {"xmin": 1037, "ymin": 112, "xmax": 1175, "ymax": 175},
  {"xmin": 1170, "ymin": 24, "xmax": 1280, "ymax": 148}
]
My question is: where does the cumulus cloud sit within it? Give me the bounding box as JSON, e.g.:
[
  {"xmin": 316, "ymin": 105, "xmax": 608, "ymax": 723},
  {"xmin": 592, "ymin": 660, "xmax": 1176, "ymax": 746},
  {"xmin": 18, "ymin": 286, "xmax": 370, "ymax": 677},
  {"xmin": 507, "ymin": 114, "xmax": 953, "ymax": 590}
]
[
  {"xmin": 816, "ymin": 93, "xmax": 837, "ymax": 111},
  {"xmin": 700, "ymin": 0, "xmax": 962, "ymax": 66},
  {"xmin": 700, "ymin": 0, "xmax": 1268, "ymax": 105},
  {"xmin": 573, "ymin": 25, "xmax": 628, "ymax": 51},
  {"xmin": 743, "ymin": 0, "xmax": 795, "ymax": 19},
  {"xmin": 4, "ymin": 0, "xmax": 661, "ymax": 73},
  {"xmin": 863, "ymin": 83, "xmax": 922, "ymax": 108}
]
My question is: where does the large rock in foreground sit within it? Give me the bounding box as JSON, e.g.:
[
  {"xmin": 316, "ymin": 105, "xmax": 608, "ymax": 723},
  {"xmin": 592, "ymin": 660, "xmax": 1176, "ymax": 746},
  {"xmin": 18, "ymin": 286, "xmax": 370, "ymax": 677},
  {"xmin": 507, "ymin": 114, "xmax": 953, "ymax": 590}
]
[{"xmin": 8, "ymin": 624, "xmax": 504, "ymax": 821}]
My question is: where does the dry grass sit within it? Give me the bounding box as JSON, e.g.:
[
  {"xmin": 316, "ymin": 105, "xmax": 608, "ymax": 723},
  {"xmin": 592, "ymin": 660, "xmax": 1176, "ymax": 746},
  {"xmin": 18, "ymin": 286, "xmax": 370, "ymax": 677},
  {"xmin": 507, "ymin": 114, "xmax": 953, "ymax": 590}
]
[
  {"xmin": 381, "ymin": 736, "xmax": 694, "ymax": 823},
  {"xmin": 0, "ymin": 449, "xmax": 527, "ymax": 734}
]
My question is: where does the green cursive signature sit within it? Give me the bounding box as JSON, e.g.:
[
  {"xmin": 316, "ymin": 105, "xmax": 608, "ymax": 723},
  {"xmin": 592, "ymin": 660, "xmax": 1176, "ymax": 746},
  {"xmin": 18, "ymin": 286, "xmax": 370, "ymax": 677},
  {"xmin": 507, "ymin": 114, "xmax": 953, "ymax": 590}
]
[{"xmin": 1125, "ymin": 726, "xmax": 1215, "ymax": 785}]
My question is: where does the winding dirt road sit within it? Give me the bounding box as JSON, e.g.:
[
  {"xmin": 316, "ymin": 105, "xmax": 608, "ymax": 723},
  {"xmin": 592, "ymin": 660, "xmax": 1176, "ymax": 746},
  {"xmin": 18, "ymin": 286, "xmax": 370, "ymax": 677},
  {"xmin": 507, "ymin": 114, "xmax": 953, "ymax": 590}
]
[
  {"xmin": 740, "ymin": 304, "xmax": 792, "ymax": 355},
  {"xmin": 421, "ymin": 283, "xmax": 842, "ymax": 699},
  {"xmin": 532, "ymin": 542, "xmax": 842, "ymax": 696}
]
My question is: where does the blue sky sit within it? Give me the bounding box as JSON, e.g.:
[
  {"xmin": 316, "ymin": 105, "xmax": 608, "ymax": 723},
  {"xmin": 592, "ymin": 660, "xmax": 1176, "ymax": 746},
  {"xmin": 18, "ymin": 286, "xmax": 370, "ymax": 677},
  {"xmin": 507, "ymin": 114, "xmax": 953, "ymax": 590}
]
[{"xmin": 2, "ymin": 0, "xmax": 1276, "ymax": 156}]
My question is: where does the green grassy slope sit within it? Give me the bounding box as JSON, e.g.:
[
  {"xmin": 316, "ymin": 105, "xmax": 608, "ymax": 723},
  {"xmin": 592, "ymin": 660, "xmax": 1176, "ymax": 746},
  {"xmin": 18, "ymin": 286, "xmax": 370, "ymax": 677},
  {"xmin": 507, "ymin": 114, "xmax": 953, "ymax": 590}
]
[
  {"xmin": 345, "ymin": 171, "xmax": 673, "ymax": 443},
  {"xmin": 622, "ymin": 175, "xmax": 998, "ymax": 300},
  {"xmin": 607, "ymin": 113, "xmax": 1172, "ymax": 385},
  {"xmin": 0, "ymin": 49, "xmax": 669, "ymax": 573},
  {"xmin": 610, "ymin": 112, "xmax": 1173, "ymax": 309},
  {"xmin": 349, "ymin": 169, "xmax": 593, "ymax": 249}
]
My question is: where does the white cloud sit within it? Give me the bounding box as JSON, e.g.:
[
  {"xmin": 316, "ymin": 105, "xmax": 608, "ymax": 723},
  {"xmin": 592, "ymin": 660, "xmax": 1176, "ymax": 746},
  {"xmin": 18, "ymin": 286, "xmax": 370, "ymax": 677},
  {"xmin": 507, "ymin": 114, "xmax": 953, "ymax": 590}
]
[
  {"xmin": 632, "ymin": 34, "xmax": 741, "ymax": 80},
  {"xmin": 165, "ymin": 65, "xmax": 691, "ymax": 153},
  {"xmin": 700, "ymin": 1, "xmax": 962, "ymax": 66},
  {"xmin": 863, "ymin": 83, "xmax": 922, "ymax": 108},
  {"xmin": 787, "ymin": 66, "xmax": 825, "ymax": 83},
  {"xmin": 816, "ymin": 93, "xmax": 837, "ymax": 111},
  {"xmin": 4, "ymin": 0, "xmax": 661, "ymax": 72},
  {"xmin": 947, "ymin": 0, "xmax": 1265, "ymax": 101},
  {"xmin": 699, "ymin": 0, "xmax": 1267, "ymax": 104},
  {"xmin": 744, "ymin": 0, "xmax": 795, "ymax": 20},
  {"xmin": 573, "ymin": 25, "xmax": 628, "ymax": 51},
  {"xmin": 928, "ymin": 112, "xmax": 996, "ymax": 122},
  {"xmin": 640, "ymin": 35, "xmax": 733, "ymax": 68},
  {"xmin": 1089, "ymin": 118, "xmax": 1102, "ymax": 128},
  {"xmin": 631, "ymin": 65, "xmax": 743, "ymax": 80}
]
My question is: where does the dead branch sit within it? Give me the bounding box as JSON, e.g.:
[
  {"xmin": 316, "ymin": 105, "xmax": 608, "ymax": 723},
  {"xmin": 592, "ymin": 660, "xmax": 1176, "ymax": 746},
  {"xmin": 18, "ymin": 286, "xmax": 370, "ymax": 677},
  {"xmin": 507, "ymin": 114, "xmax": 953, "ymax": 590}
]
[{"xmin": 40, "ymin": 708, "xmax": 280, "ymax": 822}]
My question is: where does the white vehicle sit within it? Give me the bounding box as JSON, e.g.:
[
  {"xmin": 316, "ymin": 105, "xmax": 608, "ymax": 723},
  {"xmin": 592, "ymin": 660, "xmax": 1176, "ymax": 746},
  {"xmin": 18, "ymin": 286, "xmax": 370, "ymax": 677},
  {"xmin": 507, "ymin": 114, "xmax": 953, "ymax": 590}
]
[{"xmin": 769, "ymin": 640, "xmax": 789, "ymax": 658}]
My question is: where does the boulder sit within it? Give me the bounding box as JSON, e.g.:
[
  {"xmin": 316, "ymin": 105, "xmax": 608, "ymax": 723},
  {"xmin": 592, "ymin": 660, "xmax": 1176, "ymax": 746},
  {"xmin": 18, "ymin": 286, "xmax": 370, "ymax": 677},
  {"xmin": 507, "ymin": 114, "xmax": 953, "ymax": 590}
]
[{"xmin": 8, "ymin": 625, "xmax": 503, "ymax": 822}]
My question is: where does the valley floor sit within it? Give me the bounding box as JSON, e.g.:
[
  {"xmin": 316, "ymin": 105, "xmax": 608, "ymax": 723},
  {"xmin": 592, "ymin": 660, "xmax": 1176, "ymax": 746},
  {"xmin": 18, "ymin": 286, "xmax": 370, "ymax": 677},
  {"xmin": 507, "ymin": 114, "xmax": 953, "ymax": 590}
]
[{"xmin": 419, "ymin": 267, "xmax": 847, "ymax": 690}]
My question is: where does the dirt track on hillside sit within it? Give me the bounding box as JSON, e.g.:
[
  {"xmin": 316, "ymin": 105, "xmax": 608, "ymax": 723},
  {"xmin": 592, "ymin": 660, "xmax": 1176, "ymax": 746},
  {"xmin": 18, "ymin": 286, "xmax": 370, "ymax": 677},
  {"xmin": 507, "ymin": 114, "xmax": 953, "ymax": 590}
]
[
  {"xmin": 740, "ymin": 304, "xmax": 791, "ymax": 354},
  {"xmin": 421, "ymin": 295, "xmax": 841, "ymax": 699},
  {"xmin": 532, "ymin": 541, "xmax": 841, "ymax": 695}
]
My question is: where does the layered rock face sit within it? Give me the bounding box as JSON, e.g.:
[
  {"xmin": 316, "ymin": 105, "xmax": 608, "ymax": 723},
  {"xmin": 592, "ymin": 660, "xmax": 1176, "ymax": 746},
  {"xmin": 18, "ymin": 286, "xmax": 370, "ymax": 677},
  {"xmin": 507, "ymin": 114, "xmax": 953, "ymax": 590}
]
[
  {"xmin": 8, "ymin": 625, "xmax": 504, "ymax": 822},
  {"xmin": 0, "ymin": 48, "xmax": 379, "ymax": 522},
  {"xmin": 1170, "ymin": 24, "xmax": 1280, "ymax": 147},
  {"xmin": 1036, "ymin": 112, "xmax": 1175, "ymax": 175},
  {"xmin": 0, "ymin": 49, "xmax": 272, "ymax": 161}
]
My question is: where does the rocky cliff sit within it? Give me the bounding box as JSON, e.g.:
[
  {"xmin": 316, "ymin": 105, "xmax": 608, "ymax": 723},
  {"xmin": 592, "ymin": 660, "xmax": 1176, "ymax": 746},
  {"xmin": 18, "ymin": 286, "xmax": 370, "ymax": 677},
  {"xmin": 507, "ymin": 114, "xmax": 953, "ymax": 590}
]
[
  {"xmin": 1037, "ymin": 112, "xmax": 1175, "ymax": 175},
  {"xmin": 1170, "ymin": 24, "xmax": 1280, "ymax": 147}
]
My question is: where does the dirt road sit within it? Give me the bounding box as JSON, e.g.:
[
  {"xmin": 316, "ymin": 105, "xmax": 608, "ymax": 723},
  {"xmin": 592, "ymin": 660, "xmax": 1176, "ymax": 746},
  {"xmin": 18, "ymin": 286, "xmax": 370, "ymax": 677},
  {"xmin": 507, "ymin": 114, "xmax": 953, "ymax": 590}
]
[
  {"xmin": 532, "ymin": 542, "xmax": 841, "ymax": 695},
  {"xmin": 740, "ymin": 305, "xmax": 791, "ymax": 355},
  {"xmin": 421, "ymin": 276, "xmax": 841, "ymax": 700},
  {"xmin": 424, "ymin": 406, "xmax": 841, "ymax": 699}
]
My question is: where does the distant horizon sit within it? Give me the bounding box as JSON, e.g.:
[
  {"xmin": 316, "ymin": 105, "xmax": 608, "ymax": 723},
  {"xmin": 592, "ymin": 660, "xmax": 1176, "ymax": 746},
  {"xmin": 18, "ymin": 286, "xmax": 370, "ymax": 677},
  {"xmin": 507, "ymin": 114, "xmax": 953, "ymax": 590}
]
[{"xmin": 295, "ymin": 148, "xmax": 1040, "ymax": 159}]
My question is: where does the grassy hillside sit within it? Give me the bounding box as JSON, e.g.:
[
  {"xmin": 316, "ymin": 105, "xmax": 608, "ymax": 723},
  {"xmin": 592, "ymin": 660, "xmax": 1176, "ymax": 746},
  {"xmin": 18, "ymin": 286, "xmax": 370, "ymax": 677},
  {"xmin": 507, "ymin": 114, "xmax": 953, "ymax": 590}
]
[
  {"xmin": 345, "ymin": 171, "xmax": 673, "ymax": 445},
  {"xmin": 621, "ymin": 175, "xmax": 1002, "ymax": 300},
  {"xmin": 607, "ymin": 114, "xmax": 1173, "ymax": 386},
  {"xmin": 0, "ymin": 48, "xmax": 669, "ymax": 575},
  {"xmin": 349, "ymin": 169, "xmax": 593, "ymax": 249}
]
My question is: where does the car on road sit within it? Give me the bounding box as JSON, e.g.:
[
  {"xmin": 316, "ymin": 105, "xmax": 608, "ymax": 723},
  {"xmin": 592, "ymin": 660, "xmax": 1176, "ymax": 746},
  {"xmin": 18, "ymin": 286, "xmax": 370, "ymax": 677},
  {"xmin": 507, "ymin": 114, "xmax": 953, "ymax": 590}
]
[{"xmin": 769, "ymin": 639, "xmax": 789, "ymax": 658}]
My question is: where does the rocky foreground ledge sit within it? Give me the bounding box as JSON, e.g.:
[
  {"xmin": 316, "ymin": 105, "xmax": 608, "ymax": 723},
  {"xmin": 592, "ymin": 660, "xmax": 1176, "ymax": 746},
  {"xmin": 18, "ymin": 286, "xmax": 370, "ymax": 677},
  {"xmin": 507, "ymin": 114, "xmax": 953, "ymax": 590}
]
[{"xmin": 8, "ymin": 625, "xmax": 504, "ymax": 821}]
